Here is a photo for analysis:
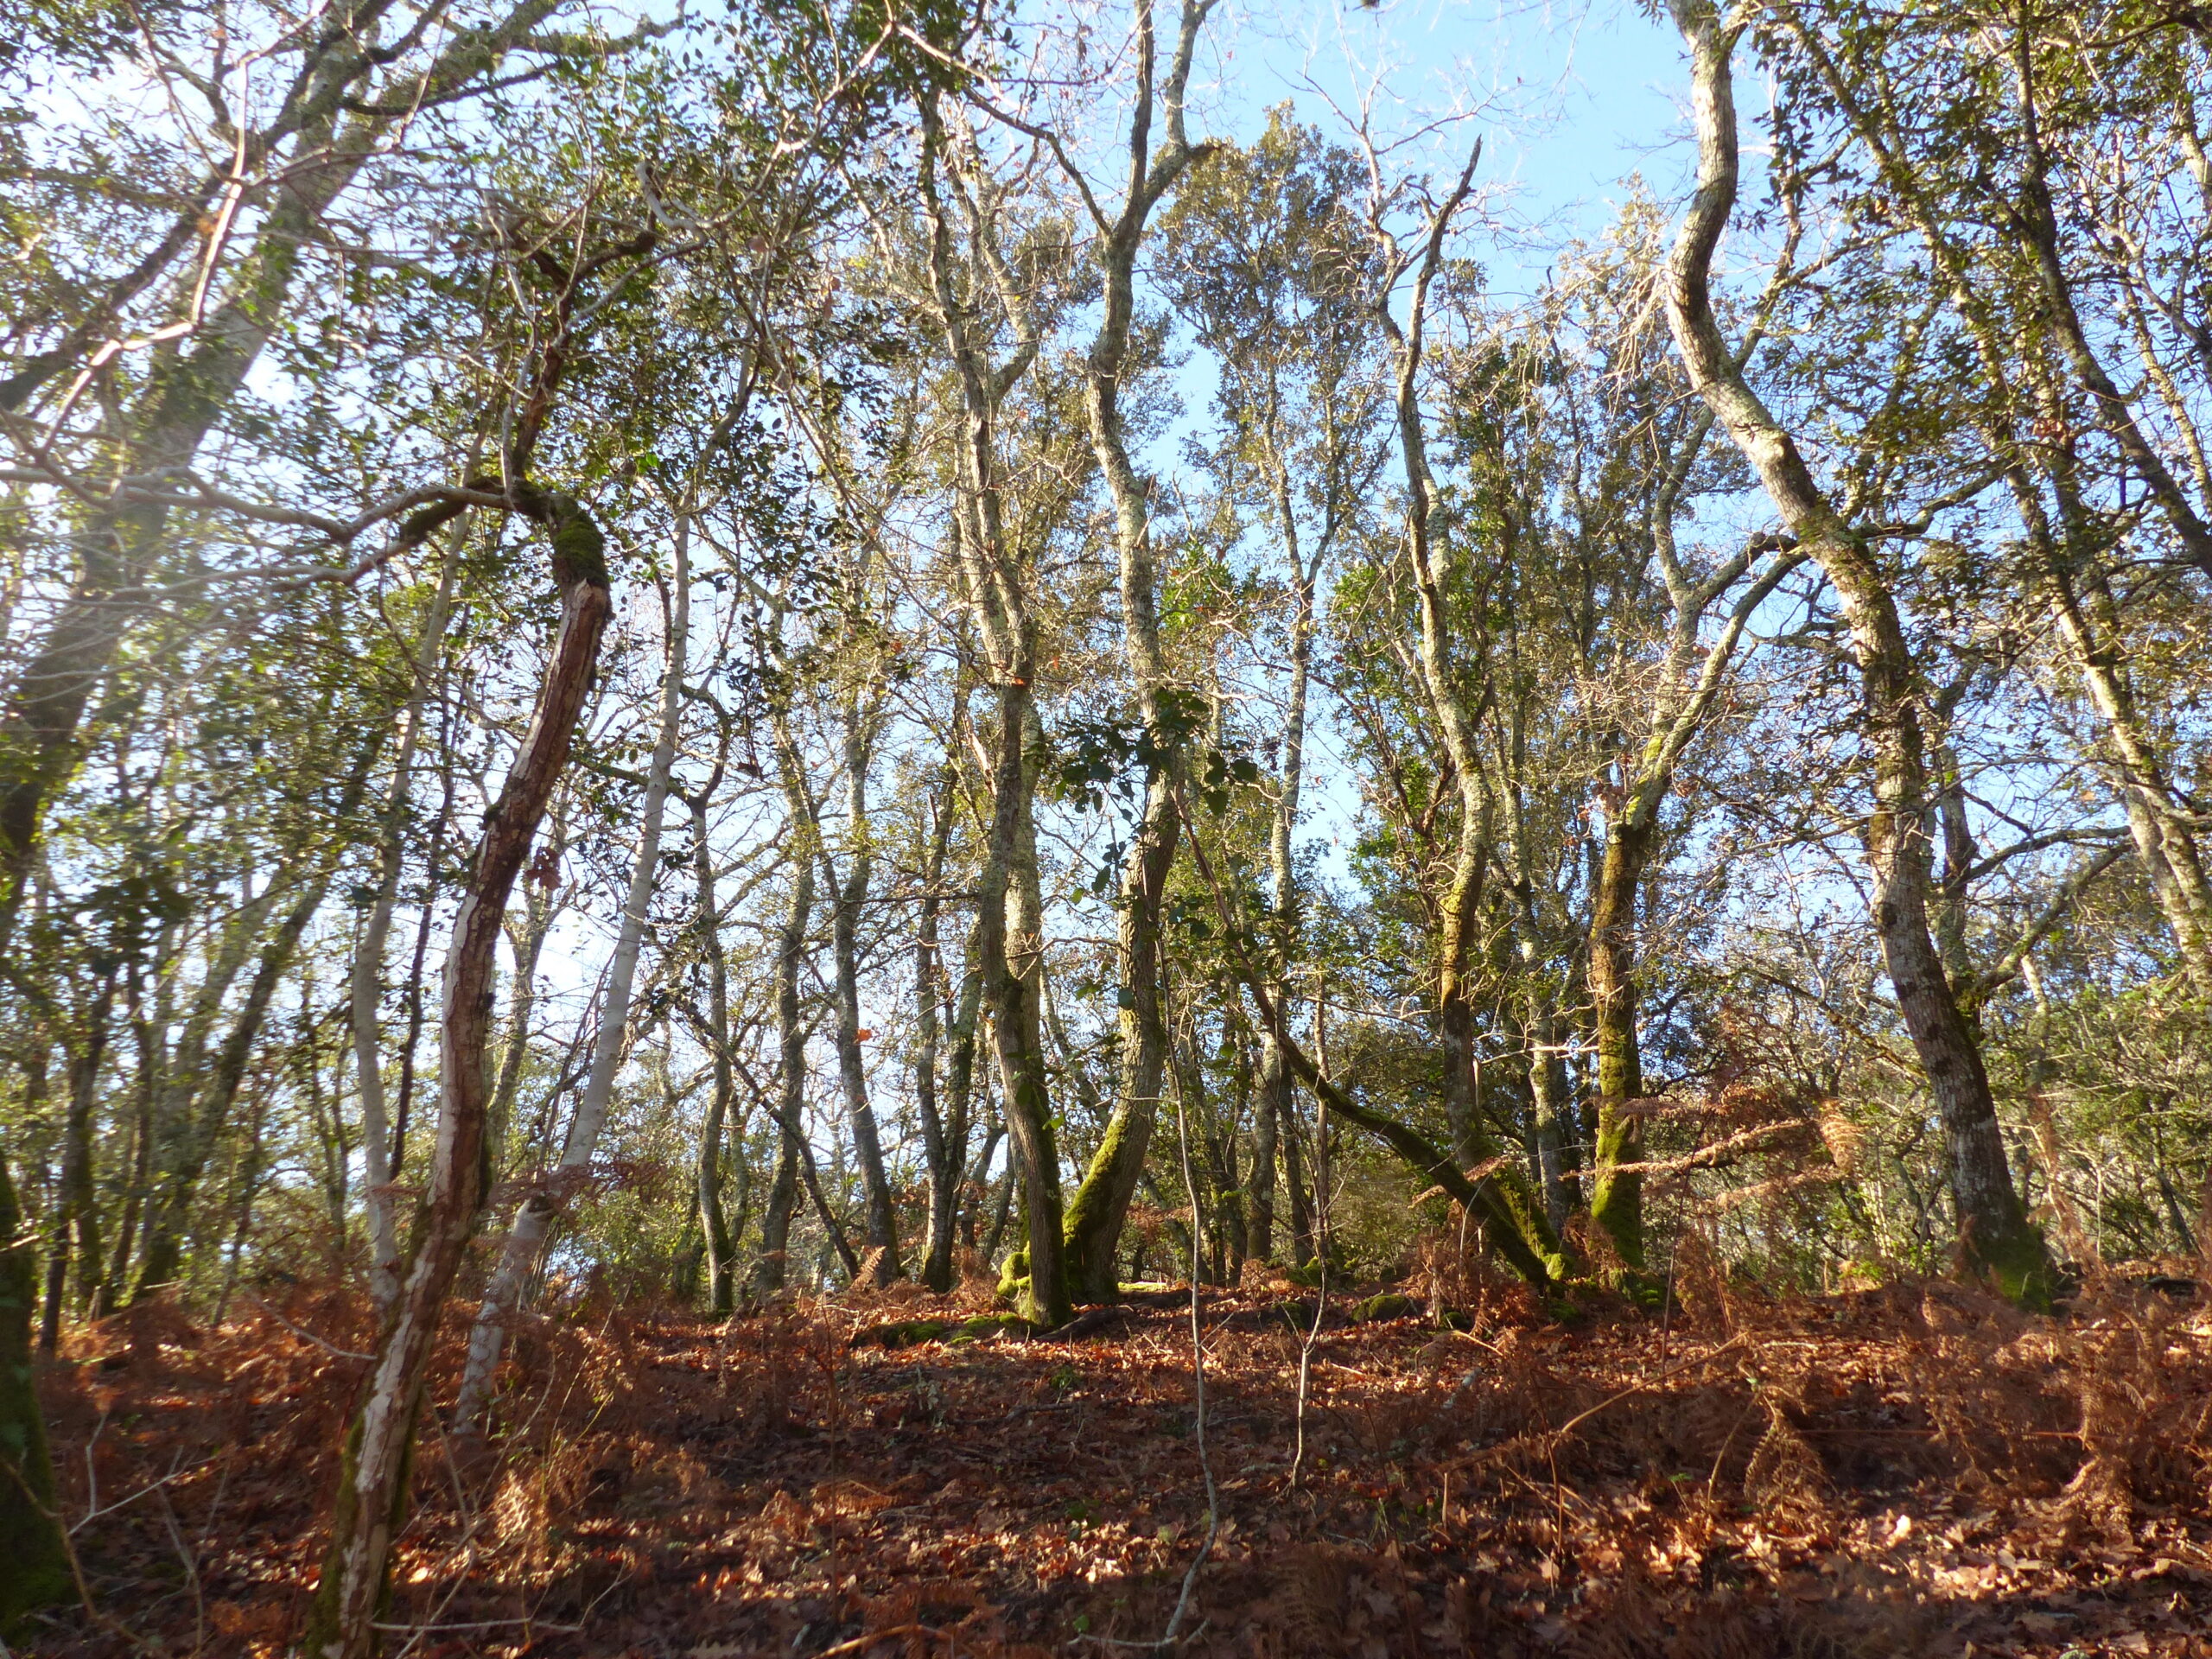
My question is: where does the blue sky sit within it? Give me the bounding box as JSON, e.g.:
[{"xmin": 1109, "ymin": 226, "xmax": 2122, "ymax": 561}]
[{"xmin": 1198, "ymin": 0, "xmax": 1690, "ymax": 294}]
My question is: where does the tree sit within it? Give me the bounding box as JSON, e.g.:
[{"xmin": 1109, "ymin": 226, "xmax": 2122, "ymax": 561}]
[{"xmin": 1664, "ymin": 0, "xmax": 2052, "ymax": 1306}]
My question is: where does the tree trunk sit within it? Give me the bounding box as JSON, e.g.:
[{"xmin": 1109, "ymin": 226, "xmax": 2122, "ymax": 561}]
[
  {"xmin": 978, "ymin": 685, "xmax": 1070, "ymax": 1326},
  {"xmin": 1526, "ymin": 993, "xmax": 1575, "ymax": 1235},
  {"xmin": 1586, "ymin": 817, "xmax": 1653, "ymax": 1268},
  {"xmin": 487, "ymin": 830, "xmax": 563, "ymax": 1168},
  {"xmin": 1251, "ymin": 484, "xmax": 1316, "ymax": 1264},
  {"xmin": 1062, "ymin": 771, "xmax": 1178, "ymax": 1302},
  {"xmin": 1663, "ymin": 0, "xmax": 2050, "ymax": 1306},
  {"xmin": 688, "ymin": 791, "xmax": 738, "ymax": 1316},
  {"xmin": 453, "ymin": 516, "xmax": 686, "ymax": 1436},
  {"xmin": 350, "ymin": 542, "xmax": 463, "ymax": 1313},
  {"xmin": 825, "ymin": 688, "xmax": 898, "ymax": 1281},
  {"xmin": 42, "ymin": 987, "xmax": 111, "ymax": 1348},
  {"xmin": 302, "ymin": 492, "xmax": 611, "ymax": 1659},
  {"xmin": 0, "ymin": 1150, "xmax": 73, "ymax": 1630},
  {"xmin": 914, "ymin": 779, "xmax": 961, "ymax": 1293},
  {"xmin": 918, "ymin": 102, "xmax": 1069, "ymax": 1327},
  {"xmin": 1370, "ymin": 143, "xmax": 1570, "ymax": 1283},
  {"xmin": 754, "ymin": 801, "xmax": 817, "ymax": 1298},
  {"xmin": 1061, "ymin": 1, "xmax": 1217, "ymax": 1306},
  {"xmin": 1278, "ymin": 1078, "xmax": 1313, "ymax": 1268}
]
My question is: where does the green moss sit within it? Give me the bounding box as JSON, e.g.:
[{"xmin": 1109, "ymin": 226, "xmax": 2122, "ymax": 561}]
[
  {"xmin": 1977, "ymin": 1224, "xmax": 2056, "ymax": 1314},
  {"xmin": 995, "ymin": 1248, "xmax": 1030, "ymax": 1306},
  {"xmin": 0, "ymin": 1160, "xmax": 73, "ymax": 1633},
  {"xmin": 1351, "ymin": 1292, "xmax": 1418, "ymax": 1324},
  {"xmin": 546, "ymin": 496, "xmax": 609, "ymax": 589}
]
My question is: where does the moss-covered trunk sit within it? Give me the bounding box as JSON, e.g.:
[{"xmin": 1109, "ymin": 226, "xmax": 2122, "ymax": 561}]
[
  {"xmin": 1586, "ymin": 817, "xmax": 1653, "ymax": 1270},
  {"xmin": 0, "ymin": 1153, "xmax": 73, "ymax": 1631}
]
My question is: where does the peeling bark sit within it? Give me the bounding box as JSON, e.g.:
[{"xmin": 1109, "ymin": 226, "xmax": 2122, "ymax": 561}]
[{"xmin": 302, "ymin": 490, "xmax": 612, "ymax": 1659}]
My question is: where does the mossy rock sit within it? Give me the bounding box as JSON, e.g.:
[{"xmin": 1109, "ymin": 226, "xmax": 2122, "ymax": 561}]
[
  {"xmin": 1272, "ymin": 1299, "xmax": 1319, "ymax": 1332},
  {"xmin": 857, "ymin": 1318, "xmax": 951, "ymax": 1349},
  {"xmin": 995, "ymin": 1249, "xmax": 1030, "ymax": 1306},
  {"xmin": 957, "ymin": 1313, "xmax": 1030, "ymax": 1341},
  {"xmin": 1351, "ymin": 1292, "xmax": 1419, "ymax": 1324},
  {"xmin": 1278, "ymin": 1262, "xmax": 1325, "ymax": 1289}
]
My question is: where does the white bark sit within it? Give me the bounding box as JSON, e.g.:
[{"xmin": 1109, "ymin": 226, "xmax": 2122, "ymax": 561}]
[{"xmin": 350, "ymin": 543, "xmax": 461, "ymax": 1312}]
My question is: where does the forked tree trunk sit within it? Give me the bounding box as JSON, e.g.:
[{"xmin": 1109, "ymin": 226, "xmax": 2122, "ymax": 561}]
[
  {"xmin": 302, "ymin": 493, "xmax": 611, "ymax": 1659},
  {"xmin": 1062, "ymin": 0, "xmax": 1217, "ymax": 1307},
  {"xmin": 1664, "ymin": 0, "xmax": 2050, "ymax": 1306}
]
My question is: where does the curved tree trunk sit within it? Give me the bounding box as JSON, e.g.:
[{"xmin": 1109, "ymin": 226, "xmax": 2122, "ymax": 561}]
[
  {"xmin": 302, "ymin": 492, "xmax": 612, "ymax": 1659},
  {"xmin": 1373, "ymin": 142, "xmax": 1569, "ymax": 1283},
  {"xmin": 1061, "ymin": 1, "xmax": 1218, "ymax": 1307},
  {"xmin": 917, "ymin": 103, "xmax": 1070, "ymax": 1328},
  {"xmin": 1663, "ymin": 0, "xmax": 2050, "ymax": 1306},
  {"xmin": 453, "ymin": 517, "xmax": 687, "ymax": 1437}
]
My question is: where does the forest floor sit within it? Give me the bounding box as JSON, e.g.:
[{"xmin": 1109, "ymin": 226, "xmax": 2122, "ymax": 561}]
[{"xmin": 19, "ymin": 1262, "xmax": 2212, "ymax": 1658}]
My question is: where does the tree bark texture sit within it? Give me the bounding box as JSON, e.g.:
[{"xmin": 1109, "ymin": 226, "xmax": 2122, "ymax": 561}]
[
  {"xmin": 451, "ymin": 515, "xmax": 686, "ymax": 1436},
  {"xmin": 302, "ymin": 492, "xmax": 610, "ymax": 1659},
  {"xmin": 0, "ymin": 1152, "xmax": 73, "ymax": 1630},
  {"xmin": 1664, "ymin": 0, "xmax": 2050, "ymax": 1306}
]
